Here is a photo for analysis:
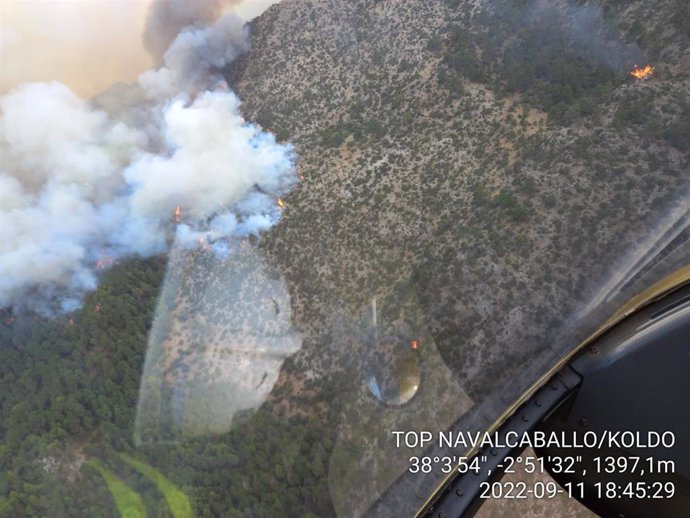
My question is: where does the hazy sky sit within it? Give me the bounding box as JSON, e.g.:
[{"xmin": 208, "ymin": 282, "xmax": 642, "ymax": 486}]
[{"xmin": 0, "ymin": 0, "xmax": 280, "ymax": 96}]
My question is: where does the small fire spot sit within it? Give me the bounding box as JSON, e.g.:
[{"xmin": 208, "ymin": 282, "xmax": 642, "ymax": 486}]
[{"xmin": 631, "ymin": 64, "xmax": 653, "ymax": 80}]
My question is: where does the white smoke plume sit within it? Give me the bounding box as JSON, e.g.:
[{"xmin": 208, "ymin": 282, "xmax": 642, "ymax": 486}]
[{"xmin": 0, "ymin": 5, "xmax": 295, "ymax": 315}]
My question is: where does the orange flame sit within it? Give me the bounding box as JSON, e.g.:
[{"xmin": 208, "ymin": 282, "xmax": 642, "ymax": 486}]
[
  {"xmin": 174, "ymin": 206, "xmax": 181, "ymax": 223},
  {"xmin": 277, "ymin": 198, "xmax": 286, "ymax": 210},
  {"xmin": 411, "ymin": 340, "xmax": 419, "ymax": 350},
  {"xmin": 631, "ymin": 65, "xmax": 653, "ymax": 79}
]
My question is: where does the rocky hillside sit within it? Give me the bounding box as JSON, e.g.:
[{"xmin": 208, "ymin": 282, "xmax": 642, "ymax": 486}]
[
  {"xmin": 225, "ymin": 0, "xmax": 689, "ymax": 514},
  {"xmin": 232, "ymin": 0, "xmax": 688, "ymax": 391}
]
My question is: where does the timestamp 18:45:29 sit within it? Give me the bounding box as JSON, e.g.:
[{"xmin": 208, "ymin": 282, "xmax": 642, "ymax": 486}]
[{"xmin": 595, "ymin": 481, "xmax": 675, "ymax": 499}]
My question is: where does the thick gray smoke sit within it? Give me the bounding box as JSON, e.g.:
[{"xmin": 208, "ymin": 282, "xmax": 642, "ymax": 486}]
[
  {"xmin": 506, "ymin": 0, "xmax": 645, "ymax": 69},
  {"xmin": 144, "ymin": 0, "xmax": 226, "ymax": 62},
  {"xmin": 0, "ymin": 5, "xmax": 295, "ymax": 314},
  {"xmin": 143, "ymin": 0, "xmax": 277, "ymax": 63}
]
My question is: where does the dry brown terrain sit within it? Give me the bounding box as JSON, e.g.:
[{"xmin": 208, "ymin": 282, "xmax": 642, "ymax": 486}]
[{"xmin": 140, "ymin": 0, "xmax": 688, "ymax": 515}]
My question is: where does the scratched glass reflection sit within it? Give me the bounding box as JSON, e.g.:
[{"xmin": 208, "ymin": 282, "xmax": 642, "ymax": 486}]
[
  {"xmin": 134, "ymin": 242, "xmax": 301, "ymax": 444},
  {"xmin": 328, "ymin": 285, "xmax": 473, "ymax": 517}
]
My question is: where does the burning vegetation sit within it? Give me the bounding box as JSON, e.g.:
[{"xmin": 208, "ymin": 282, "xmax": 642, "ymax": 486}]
[
  {"xmin": 0, "ymin": 2, "xmax": 296, "ymax": 315},
  {"xmin": 631, "ymin": 65, "xmax": 653, "ymax": 79}
]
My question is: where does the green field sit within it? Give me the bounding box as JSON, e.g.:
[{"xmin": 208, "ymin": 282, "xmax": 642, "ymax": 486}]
[
  {"xmin": 89, "ymin": 460, "xmax": 147, "ymax": 518},
  {"xmin": 121, "ymin": 454, "xmax": 193, "ymax": 518}
]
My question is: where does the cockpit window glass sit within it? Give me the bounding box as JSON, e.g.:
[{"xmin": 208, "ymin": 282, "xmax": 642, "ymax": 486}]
[{"xmin": 1, "ymin": 1, "xmax": 688, "ymax": 517}]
